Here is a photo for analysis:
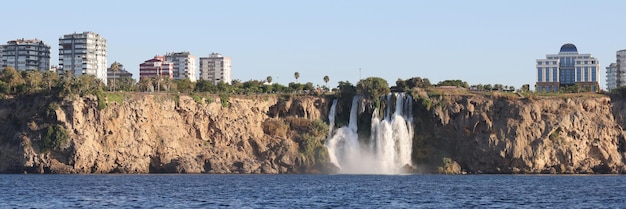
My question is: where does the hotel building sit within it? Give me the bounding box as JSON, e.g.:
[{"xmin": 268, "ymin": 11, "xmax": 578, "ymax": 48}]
[
  {"xmin": 199, "ymin": 53, "xmax": 232, "ymax": 85},
  {"xmin": 535, "ymin": 43, "xmax": 600, "ymax": 92},
  {"xmin": 59, "ymin": 32, "xmax": 107, "ymax": 85},
  {"xmin": 0, "ymin": 39, "xmax": 51, "ymax": 71}
]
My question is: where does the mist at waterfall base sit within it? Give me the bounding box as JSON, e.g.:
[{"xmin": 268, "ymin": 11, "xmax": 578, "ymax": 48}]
[{"xmin": 326, "ymin": 93, "xmax": 414, "ymax": 174}]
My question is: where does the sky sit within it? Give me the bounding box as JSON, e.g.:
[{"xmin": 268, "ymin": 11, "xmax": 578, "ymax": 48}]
[{"xmin": 2, "ymin": 0, "xmax": 626, "ymax": 89}]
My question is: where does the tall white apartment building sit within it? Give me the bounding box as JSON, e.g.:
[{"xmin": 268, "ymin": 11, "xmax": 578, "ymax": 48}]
[
  {"xmin": 536, "ymin": 43, "xmax": 600, "ymax": 92},
  {"xmin": 1, "ymin": 39, "xmax": 51, "ymax": 71},
  {"xmin": 200, "ymin": 53, "xmax": 232, "ymax": 85},
  {"xmin": 606, "ymin": 50, "xmax": 626, "ymax": 90},
  {"xmin": 59, "ymin": 32, "xmax": 107, "ymax": 85},
  {"xmin": 165, "ymin": 52, "xmax": 197, "ymax": 82}
]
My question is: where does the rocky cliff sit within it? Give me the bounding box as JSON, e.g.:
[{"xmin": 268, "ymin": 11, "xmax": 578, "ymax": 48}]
[
  {"xmin": 413, "ymin": 93, "xmax": 626, "ymax": 174},
  {"xmin": 2, "ymin": 91, "xmax": 626, "ymax": 174},
  {"xmin": 0, "ymin": 93, "xmax": 331, "ymax": 174}
]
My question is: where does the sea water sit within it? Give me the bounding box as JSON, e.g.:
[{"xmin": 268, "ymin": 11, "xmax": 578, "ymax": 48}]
[{"xmin": 1, "ymin": 174, "xmax": 625, "ymax": 208}]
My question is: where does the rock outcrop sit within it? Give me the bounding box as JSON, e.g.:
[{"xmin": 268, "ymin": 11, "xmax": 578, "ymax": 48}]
[{"xmin": 414, "ymin": 93, "xmax": 626, "ymax": 174}]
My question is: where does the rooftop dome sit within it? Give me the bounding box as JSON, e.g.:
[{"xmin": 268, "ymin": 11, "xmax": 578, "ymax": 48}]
[{"xmin": 559, "ymin": 43, "xmax": 578, "ymax": 53}]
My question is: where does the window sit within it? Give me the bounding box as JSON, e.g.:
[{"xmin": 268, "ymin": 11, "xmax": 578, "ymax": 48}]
[
  {"xmin": 538, "ymin": 61, "xmax": 542, "ymax": 65},
  {"xmin": 538, "ymin": 68, "xmax": 543, "ymax": 81},
  {"xmin": 553, "ymin": 68, "xmax": 558, "ymax": 82},
  {"xmin": 584, "ymin": 67, "xmax": 589, "ymax": 81},
  {"xmin": 576, "ymin": 67, "xmax": 581, "ymax": 82},
  {"xmin": 584, "ymin": 61, "xmax": 588, "ymax": 64},
  {"xmin": 546, "ymin": 68, "xmax": 549, "ymax": 82},
  {"xmin": 592, "ymin": 67, "xmax": 597, "ymax": 81}
]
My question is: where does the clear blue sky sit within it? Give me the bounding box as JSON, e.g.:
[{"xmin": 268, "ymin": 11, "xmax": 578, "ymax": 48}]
[{"xmin": 3, "ymin": 0, "xmax": 625, "ymax": 89}]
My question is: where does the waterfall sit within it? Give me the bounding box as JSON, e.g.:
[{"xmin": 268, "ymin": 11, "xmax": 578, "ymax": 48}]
[
  {"xmin": 326, "ymin": 99, "xmax": 339, "ymax": 166},
  {"xmin": 326, "ymin": 93, "xmax": 414, "ymax": 174}
]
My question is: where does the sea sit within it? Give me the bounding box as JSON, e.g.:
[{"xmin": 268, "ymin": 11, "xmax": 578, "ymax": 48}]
[{"xmin": 1, "ymin": 174, "xmax": 625, "ymax": 208}]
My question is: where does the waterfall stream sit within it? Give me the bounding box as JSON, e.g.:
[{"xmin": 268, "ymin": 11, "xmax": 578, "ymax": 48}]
[{"xmin": 325, "ymin": 93, "xmax": 414, "ymax": 174}]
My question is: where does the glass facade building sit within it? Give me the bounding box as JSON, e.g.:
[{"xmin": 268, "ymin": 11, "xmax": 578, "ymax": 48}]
[{"xmin": 535, "ymin": 43, "xmax": 600, "ymax": 92}]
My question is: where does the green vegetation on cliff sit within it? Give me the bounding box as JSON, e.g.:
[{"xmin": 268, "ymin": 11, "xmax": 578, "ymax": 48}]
[{"xmin": 40, "ymin": 125, "xmax": 68, "ymax": 152}]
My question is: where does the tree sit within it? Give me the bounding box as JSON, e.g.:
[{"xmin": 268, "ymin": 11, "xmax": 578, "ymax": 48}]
[
  {"xmin": 216, "ymin": 81, "xmax": 234, "ymax": 93},
  {"xmin": 195, "ymin": 80, "xmax": 215, "ymax": 93},
  {"xmin": 110, "ymin": 62, "xmax": 120, "ymax": 91},
  {"xmin": 175, "ymin": 78, "xmax": 194, "ymax": 94},
  {"xmin": 356, "ymin": 77, "xmax": 390, "ymax": 101},
  {"xmin": 57, "ymin": 70, "xmax": 74, "ymax": 95},
  {"xmin": 521, "ymin": 84, "xmax": 530, "ymax": 92},
  {"xmin": 138, "ymin": 78, "xmax": 153, "ymax": 92},
  {"xmin": 42, "ymin": 70, "xmax": 59, "ymax": 91},
  {"xmin": 24, "ymin": 70, "xmax": 43, "ymax": 93},
  {"xmin": 2, "ymin": 67, "xmax": 25, "ymax": 94},
  {"xmin": 323, "ymin": 75, "xmax": 329, "ymax": 88},
  {"xmin": 161, "ymin": 77, "xmax": 173, "ymax": 92},
  {"xmin": 288, "ymin": 82, "xmax": 305, "ymax": 93},
  {"xmin": 266, "ymin": 76, "xmax": 273, "ymax": 84},
  {"xmin": 437, "ymin": 80, "xmax": 468, "ymax": 88},
  {"xmin": 73, "ymin": 75, "xmax": 102, "ymax": 95},
  {"xmin": 294, "ymin": 72, "xmax": 300, "ymax": 83},
  {"xmin": 484, "ymin": 84, "xmax": 493, "ymax": 91},
  {"xmin": 116, "ymin": 77, "xmax": 137, "ymax": 91},
  {"xmin": 494, "ymin": 84, "xmax": 504, "ymax": 91},
  {"xmin": 396, "ymin": 78, "xmax": 407, "ymax": 91}
]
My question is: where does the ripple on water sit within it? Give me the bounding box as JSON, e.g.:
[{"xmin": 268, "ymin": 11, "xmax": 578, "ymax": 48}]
[{"xmin": 1, "ymin": 174, "xmax": 626, "ymax": 208}]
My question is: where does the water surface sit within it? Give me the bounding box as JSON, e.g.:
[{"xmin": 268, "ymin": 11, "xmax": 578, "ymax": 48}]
[{"xmin": 1, "ymin": 174, "xmax": 624, "ymax": 208}]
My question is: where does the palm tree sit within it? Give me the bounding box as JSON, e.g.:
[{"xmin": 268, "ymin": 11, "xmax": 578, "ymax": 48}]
[
  {"xmin": 2, "ymin": 67, "xmax": 24, "ymax": 94},
  {"xmin": 42, "ymin": 70, "xmax": 59, "ymax": 90},
  {"xmin": 323, "ymin": 75, "xmax": 329, "ymax": 87},
  {"xmin": 294, "ymin": 72, "xmax": 300, "ymax": 83},
  {"xmin": 266, "ymin": 76, "xmax": 273, "ymax": 84},
  {"xmin": 110, "ymin": 62, "xmax": 120, "ymax": 91}
]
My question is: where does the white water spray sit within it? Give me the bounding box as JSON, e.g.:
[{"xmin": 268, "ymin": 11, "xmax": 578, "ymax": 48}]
[{"xmin": 325, "ymin": 93, "xmax": 414, "ymax": 174}]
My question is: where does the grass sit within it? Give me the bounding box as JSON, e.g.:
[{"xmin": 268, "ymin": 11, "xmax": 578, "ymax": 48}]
[
  {"xmin": 191, "ymin": 94, "xmax": 204, "ymax": 104},
  {"xmin": 106, "ymin": 92, "xmax": 125, "ymax": 104}
]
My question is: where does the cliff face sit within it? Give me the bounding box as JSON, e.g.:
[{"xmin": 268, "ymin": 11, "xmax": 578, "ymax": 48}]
[
  {"xmin": 2, "ymin": 92, "xmax": 626, "ymax": 174},
  {"xmin": 414, "ymin": 94, "xmax": 626, "ymax": 174},
  {"xmin": 0, "ymin": 94, "xmax": 329, "ymax": 174}
]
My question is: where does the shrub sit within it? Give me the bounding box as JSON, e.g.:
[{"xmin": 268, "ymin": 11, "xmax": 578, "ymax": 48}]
[
  {"xmin": 219, "ymin": 93, "xmax": 229, "ymax": 108},
  {"xmin": 262, "ymin": 118, "xmax": 289, "ymax": 138},
  {"xmin": 95, "ymin": 90, "xmax": 106, "ymax": 110},
  {"xmin": 296, "ymin": 134, "xmax": 326, "ymax": 165},
  {"xmin": 172, "ymin": 94, "xmax": 180, "ymax": 107},
  {"xmin": 285, "ymin": 117, "xmax": 328, "ymax": 139},
  {"xmin": 191, "ymin": 94, "xmax": 204, "ymax": 104},
  {"xmin": 40, "ymin": 125, "xmax": 69, "ymax": 152},
  {"xmin": 107, "ymin": 92, "xmax": 125, "ymax": 104}
]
